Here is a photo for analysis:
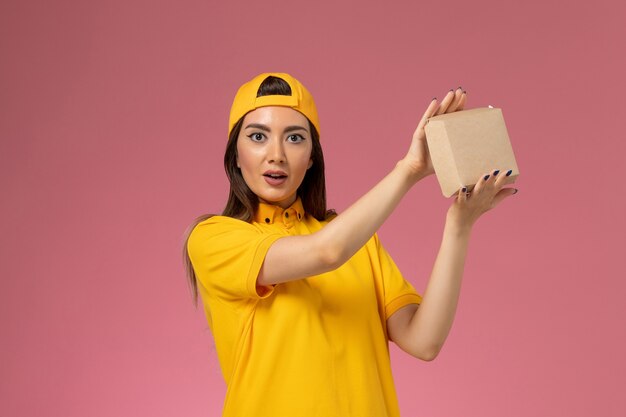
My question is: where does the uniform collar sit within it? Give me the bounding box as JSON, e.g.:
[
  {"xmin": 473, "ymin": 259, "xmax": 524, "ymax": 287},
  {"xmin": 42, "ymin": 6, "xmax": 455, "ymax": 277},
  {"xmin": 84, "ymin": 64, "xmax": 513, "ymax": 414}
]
[{"xmin": 254, "ymin": 197, "xmax": 306, "ymax": 225}]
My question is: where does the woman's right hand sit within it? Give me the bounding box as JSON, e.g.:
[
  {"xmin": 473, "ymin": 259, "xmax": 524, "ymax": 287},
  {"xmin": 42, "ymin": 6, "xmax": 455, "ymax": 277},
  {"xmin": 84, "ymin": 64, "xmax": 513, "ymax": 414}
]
[{"xmin": 402, "ymin": 88, "xmax": 467, "ymax": 181}]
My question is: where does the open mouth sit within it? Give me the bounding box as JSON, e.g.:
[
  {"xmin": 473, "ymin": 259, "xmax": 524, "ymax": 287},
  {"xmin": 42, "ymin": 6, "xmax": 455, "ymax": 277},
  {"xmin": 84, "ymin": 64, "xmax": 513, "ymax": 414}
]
[
  {"xmin": 263, "ymin": 170, "xmax": 288, "ymax": 179},
  {"xmin": 263, "ymin": 171, "xmax": 288, "ymax": 185},
  {"xmin": 264, "ymin": 173, "xmax": 287, "ymax": 179}
]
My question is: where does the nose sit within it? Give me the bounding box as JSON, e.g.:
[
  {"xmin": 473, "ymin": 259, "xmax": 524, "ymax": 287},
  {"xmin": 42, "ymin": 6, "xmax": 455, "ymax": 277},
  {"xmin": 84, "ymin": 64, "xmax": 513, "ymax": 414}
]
[{"xmin": 267, "ymin": 137, "xmax": 286, "ymax": 164}]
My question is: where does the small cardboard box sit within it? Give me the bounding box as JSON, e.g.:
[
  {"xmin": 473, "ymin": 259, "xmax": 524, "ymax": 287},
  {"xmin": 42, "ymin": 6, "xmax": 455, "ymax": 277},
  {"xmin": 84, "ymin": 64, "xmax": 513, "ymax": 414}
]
[{"xmin": 424, "ymin": 107, "xmax": 519, "ymax": 197}]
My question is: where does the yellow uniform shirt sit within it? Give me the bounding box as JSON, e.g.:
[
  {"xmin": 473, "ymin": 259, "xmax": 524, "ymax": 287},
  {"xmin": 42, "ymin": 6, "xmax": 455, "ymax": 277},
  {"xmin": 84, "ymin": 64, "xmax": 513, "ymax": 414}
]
[{"xmin": 187, "ymin": 198, "xmax": 422, "ymax": 417}]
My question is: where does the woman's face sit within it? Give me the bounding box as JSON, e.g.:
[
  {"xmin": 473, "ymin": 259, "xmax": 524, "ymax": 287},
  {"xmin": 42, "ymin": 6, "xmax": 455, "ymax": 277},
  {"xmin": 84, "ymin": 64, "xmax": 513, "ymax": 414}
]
[{"xmin": 236, "ymin": 106, "xmax": 313, "ymax": 209}]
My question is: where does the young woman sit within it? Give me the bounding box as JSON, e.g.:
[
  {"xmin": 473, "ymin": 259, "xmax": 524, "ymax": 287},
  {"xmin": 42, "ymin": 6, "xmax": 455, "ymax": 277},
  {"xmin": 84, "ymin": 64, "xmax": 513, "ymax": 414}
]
[{"xmin": 184, "ymin": 73, "xmax": 517, "ymax": 416}]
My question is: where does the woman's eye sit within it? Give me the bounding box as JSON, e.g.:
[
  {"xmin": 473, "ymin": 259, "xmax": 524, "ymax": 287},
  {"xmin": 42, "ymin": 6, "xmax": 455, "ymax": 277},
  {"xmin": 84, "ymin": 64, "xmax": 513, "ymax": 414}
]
[
  {"xmin": 248, "ymin": 133, "xmax": 265, "ymax": 142},
  {"xmin": 287, "ymin": 134, "xmax": 305, "ymax": 143}
]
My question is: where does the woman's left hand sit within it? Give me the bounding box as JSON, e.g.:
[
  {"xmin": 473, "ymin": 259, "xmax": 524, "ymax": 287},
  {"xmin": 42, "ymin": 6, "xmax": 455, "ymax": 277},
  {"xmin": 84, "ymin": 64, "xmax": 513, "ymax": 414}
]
[
  {"xmin": 403, "ymin": 88, "xmax": 467, "ymax": 180},
  {"xmin": 447, "ymin": 169, "xmax": 518, "ymax": 228}
]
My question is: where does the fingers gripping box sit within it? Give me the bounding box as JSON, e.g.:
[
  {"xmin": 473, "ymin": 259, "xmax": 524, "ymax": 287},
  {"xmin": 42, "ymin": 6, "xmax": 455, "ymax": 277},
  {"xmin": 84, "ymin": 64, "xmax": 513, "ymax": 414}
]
[{"xmin": 424, "ymin": 107, "xmax": 520, "ymax": 197}]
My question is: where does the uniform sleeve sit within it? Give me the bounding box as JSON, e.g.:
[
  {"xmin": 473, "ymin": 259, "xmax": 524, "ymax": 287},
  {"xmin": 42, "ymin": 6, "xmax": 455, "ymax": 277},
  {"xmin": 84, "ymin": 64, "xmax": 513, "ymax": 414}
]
[
  {"xmin": 374, "ymin": 234, "xmax": 423, "ymax": 320},
  {"xmin": 187, "ymin": 216, "xmax": 284, "ymax": 301}
]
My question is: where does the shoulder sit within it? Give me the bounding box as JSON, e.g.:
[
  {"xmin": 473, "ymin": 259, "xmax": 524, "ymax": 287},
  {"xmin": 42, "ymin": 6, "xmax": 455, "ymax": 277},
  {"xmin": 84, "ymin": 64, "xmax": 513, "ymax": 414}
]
[{"xmin": 187, "ymin": 216, "xmax": 261, "ymax": 251}]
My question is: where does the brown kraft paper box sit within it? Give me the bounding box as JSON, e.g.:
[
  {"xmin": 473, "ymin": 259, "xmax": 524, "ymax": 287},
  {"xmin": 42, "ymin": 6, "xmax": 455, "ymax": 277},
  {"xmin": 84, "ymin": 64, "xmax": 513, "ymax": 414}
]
[{"xmin": 424, "ymin": 107, "xmax": 520, "ymax": 197}]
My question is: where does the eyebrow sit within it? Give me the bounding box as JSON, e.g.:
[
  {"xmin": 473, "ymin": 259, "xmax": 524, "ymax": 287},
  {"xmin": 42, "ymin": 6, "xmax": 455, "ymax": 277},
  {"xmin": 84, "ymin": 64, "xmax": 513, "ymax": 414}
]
[{"xmin": 244, "ymin": 123, "xmax": 309, "ymax": 134}]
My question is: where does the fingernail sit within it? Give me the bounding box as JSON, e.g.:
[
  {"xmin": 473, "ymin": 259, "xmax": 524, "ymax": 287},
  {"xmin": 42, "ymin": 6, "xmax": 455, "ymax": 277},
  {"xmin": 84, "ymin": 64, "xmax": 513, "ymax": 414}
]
[
  {"xmin": 513, "ymin": 188, "xmax": 519, "ymax": 194},
  {"xmin": 432, "ymin": 97, "xmax": 437, "ymax": 101},
  {"xmin": 484, "ymin": 174, "xmax": 490, "ymax": 181},
  {"xmin": 506, "ymin": 169, "xmax": 513, "ymax": 176},
  {"xmin": 449, "ymin": 89, "xmax": 454, "ymax": 92},
  {"xmin": 463, "ymin": 90, "xmax": 467, "ymax": 94},
  {"xmin": 458, "ymin": 86, "xmax": 463, "ymax": 90},
  {"xmin": 493, "ymin": 170, "xmax": 500, "ymax": 176},
  {"xmin": 461, "ymin": 187, "xmax": 467, "ymax": 193}
]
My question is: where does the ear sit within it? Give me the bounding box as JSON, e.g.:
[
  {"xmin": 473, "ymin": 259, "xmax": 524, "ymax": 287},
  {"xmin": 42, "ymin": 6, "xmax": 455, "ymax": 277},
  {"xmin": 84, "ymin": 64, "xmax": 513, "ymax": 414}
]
[
  {"xmin": 307, "ymin": 158, "xmax": 313, "ymax": 170},
  {"xmin": 236, "ymin": 154, "xmax": 240, "ymax": 168}
]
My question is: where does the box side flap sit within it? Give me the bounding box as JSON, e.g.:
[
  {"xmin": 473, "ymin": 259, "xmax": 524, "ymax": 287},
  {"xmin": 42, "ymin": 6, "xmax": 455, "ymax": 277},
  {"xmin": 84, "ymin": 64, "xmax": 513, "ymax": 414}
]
[{"xmin": 425, "ymin": 121, "xmax": 462, "ymax": 197}]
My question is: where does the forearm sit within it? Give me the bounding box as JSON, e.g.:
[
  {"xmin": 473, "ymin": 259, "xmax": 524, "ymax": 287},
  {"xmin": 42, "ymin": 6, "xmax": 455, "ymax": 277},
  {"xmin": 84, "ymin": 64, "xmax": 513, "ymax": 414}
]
[
  {"xmin": 318, "ymin": 160, "xmax": 425, "ymax": 265},
  {"xmin": 408, "ymin": 217, "xmax": 472, "ymax": 357},
  {"xmin": 260, "ymin": 161, "xmax": 426, "ymax": 285}
]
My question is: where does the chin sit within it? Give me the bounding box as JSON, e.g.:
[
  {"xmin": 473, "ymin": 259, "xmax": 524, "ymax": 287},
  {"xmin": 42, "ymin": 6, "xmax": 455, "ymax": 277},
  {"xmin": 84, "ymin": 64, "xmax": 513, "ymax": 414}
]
[{"xmin": 258, "ymin": 193, "xmax": 297, "ymax": 208}]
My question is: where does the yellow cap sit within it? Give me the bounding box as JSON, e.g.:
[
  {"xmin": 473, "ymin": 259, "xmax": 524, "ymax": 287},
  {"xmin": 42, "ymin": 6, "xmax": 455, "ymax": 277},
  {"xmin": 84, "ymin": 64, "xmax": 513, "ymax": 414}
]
[{"xmin": 228, "ymin": 73, "xmax": 320, "ymax": 139}]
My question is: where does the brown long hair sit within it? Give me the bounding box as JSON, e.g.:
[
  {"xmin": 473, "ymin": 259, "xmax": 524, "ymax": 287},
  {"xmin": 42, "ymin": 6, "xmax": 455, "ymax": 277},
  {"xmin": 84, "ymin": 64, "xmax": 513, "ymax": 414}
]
[{"xmin": 183, "ymin": 76, "xmax": 334, "ymax": 306}]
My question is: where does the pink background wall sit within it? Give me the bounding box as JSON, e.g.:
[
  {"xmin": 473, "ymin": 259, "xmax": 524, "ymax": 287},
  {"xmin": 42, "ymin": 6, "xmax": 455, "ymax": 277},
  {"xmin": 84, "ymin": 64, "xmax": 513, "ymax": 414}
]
[{"xmin": 1, "ymin": 0, "xmax": 624, "ymax": 416}]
